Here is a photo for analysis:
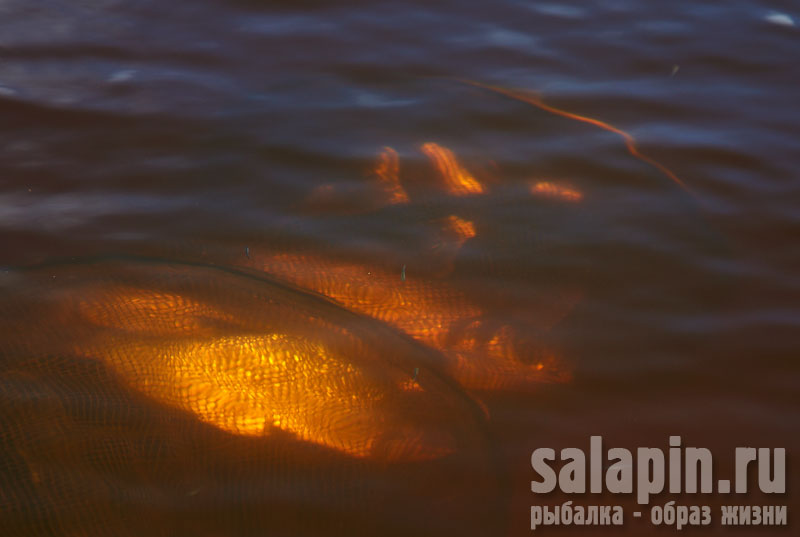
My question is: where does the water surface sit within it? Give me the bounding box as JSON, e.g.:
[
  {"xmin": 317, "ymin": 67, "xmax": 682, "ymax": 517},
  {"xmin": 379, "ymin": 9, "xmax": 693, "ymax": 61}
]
[{"xmin": 1, "ymin": 0, "xmax": 798, "ymax": 535}]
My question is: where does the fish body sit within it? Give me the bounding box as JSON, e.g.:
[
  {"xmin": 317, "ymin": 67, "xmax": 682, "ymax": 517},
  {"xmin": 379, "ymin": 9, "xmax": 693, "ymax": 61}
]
[
  {"xmin": 0, "ymin": 258, "xmax": 488, "ymax": 463},
  {"xmin": 239, "ymin": 143, "xmax": 579, "ymax": 394},
  {"xmin": 246, "ymin": 251, "xmax": 576, "ymax": 393}
]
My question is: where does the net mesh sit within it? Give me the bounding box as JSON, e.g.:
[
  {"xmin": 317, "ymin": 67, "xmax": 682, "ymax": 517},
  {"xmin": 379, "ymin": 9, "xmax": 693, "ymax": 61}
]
[{"xmin": 0, "ymin": 258, "xmax": 499, "ymax": 537}]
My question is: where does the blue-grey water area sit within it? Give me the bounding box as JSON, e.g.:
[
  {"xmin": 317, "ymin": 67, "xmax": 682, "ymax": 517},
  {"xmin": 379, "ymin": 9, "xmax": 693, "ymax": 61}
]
[{"xmin": 0, "ymin": 1, "xmax": 798, "ymax": 535}]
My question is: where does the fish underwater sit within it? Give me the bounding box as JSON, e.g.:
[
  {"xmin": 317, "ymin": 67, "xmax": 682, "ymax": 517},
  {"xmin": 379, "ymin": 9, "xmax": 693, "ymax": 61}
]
[
  {"xmin": 0, "ymin": 257, "xmax": 501, "ymax": 537},
  {"xmin": 242, "ymin": 142, "xmax": 583, "ymax": 394},
  {"xmin": 0, "ymin": 257, "xmax": 491, "ymax": 463},
  {"xmin": 0, "ymin": 141, "xmax": 581, "ymax": 536},
  {"xmin": 0, "ymin": 60, "xmax": 725, "ymax": 534}
]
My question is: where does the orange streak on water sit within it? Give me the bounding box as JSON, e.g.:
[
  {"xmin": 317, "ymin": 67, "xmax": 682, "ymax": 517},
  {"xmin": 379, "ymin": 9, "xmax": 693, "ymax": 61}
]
[
  {"xmin": 530, "ymin": 181, "xmax": 583, "ymax": 202},
  {"xmin": 373, "ymin": 146, "xmax": 409, "ymax": 204},
  {"xmin": 459, "ymin": 79, "xmax": 694, "ymax": 196},
  {"xmin": 443, "ymin": 214, "xmax": 476, "ymax": 242},
  {"xmin": 421, "ymin": 142, "xmax": 486, "ymax": 195},
  {"xmin": 424, "ymin": 214, "xmax": 478, "ymax": 277}
]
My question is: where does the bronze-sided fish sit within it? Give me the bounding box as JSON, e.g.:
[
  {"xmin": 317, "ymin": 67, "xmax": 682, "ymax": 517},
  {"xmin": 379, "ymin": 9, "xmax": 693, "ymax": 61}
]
[
  {"xmin": 0, "ymin": 258, "xmax": 488, "ymax": 463},
  {"xmin": 241, "ymin": 143, "xmax": 581, "ymax": 393}
]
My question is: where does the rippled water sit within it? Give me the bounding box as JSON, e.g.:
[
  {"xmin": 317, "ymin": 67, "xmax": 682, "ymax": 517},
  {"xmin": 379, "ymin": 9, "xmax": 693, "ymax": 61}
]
[{"xmin": 1, "ymin": 1, "xmax": 798, "ymax": 535}]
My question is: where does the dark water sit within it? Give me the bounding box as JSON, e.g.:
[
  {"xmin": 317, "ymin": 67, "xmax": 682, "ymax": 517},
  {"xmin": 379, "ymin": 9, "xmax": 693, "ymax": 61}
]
[{"xmin": 1, "ymin": 1, "xmax": 798, "ymax": 535}]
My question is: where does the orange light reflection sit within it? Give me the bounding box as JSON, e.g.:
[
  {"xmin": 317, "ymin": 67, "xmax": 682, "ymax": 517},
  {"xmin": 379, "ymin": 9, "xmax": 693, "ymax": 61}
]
[
  {"xmin": 459, "ymin": 79, "xmax": 693, "ymax": 196},
  {"xmin": 373, "ymin": 147, "xmax": 409, "ymax": 205},
  {"xmin": 421, "ymin": 142, "xmax": 485, "ymax": 196},
  {"xmin": 530, "ymin": 181, "xmax": 583, "ymax": 202}
]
